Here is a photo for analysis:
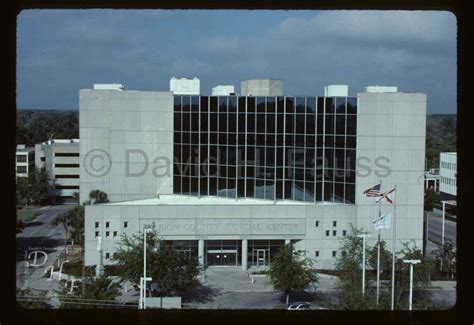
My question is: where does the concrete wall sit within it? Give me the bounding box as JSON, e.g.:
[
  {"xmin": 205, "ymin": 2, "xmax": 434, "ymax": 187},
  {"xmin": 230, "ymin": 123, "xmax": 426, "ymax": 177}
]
[
  {"xmin": 240, "ymin": 79, "xmax": 283, "ymax": 96},
  {"xmin": 79, "ymin": 90, "xmax": 174, "ymax": 203},
  {"xmin": 355, "ymin": 92, "xmax": 426, "ymax": 253},
  {"xmin": 84, "ymin": 202, "xmax": 357, "ymax": 269}
]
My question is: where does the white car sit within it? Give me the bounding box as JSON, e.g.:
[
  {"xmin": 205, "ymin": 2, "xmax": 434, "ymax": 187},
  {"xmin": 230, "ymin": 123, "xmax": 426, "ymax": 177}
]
[{"xmin": 287, "ymin": 302, "xmax": 313, "ymax": 310}]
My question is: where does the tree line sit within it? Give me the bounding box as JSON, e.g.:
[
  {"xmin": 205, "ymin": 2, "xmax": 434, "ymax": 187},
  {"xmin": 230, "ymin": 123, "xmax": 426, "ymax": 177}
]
[{"xmin": 16, "ymin": 109, "xmax": 78, "ymax": 145}]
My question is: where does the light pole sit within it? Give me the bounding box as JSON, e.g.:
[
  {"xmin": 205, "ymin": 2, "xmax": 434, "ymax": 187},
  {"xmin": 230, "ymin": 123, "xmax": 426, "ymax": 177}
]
[
  {"xmin": 441, "ymin": 201, "xmax": 446, "ymax": 246},
  {"xmin": 403, "ymin": 259, "xmax": 421, "ymax": 311},
  {"xmin": 357, "ymin": 234, "xmax": 371, "ymax": 296},
  {"xmin": 140, "ymin": 227, "xmax": 153, "ymax": 310}
]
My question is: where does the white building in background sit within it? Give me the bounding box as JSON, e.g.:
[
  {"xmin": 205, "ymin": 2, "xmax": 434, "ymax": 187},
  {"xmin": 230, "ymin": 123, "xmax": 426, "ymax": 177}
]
[
  {"xmin": 240, "ymin": 79, "xmax": 283, "ymax": 96},
  {"xmin": 16, "ymin": 144, "xmax": 35, "ymax": 179},
  {"xmin": 364, "ymin": 86, "xmax": 398, "ymax": 93},
  {"xmin": 93, "ymin": 83, "xmax": 124, "ymax": 91},
  {"xmin": 80, "ymin": 80, "xmax": 426, "ymax": 270},
  {"xmin": 212, "ymin": 85, "xmax": 235, "ymax": 96},
  {"xmin": 170, "ymin": 77, "xmax": 200, "ymax": 95},
  {"xmin": 324, "ymin": 85, "xmax": 348, "ymax": 97},
  {"xmin": 35, "ymin": 139, "xmax": 80, "ymax": 198},
  {"xmin": 439, "ymin": 152, "xmax": 457, "ymax": 200}
]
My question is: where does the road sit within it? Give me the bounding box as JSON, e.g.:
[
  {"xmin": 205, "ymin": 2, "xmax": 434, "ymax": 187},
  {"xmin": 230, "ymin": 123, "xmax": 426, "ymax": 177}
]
[
  {"xmin": 426, "ymin": 213, "xmax": 456, "ymax": 246},
  {"xmin": 16, "ymin": 204, "xmax": 74, "ymax": 289}
]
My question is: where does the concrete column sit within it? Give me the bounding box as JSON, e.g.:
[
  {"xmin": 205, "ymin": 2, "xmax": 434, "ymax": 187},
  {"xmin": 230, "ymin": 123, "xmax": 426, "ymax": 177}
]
[
  {"xmin": 198, "ymin": 239, "xmax": 204, "ymax": 267},
  {"xmin": 285, "ymin": 239, "xmax": 291, "ymax": 245},
  {"xmin": 241, "ymin": 239, "xmax": 248, "ymax": 270}
]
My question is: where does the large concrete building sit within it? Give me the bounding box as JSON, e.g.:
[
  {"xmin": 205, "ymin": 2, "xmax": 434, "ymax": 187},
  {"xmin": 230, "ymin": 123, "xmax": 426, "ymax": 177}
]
[
  {"xmin": 35, "ymin": 139, "xmax": 80, "ymax": 198},
  {"xmin": 80, "ymin": 82, "xmax": 426, "ymax": 270},
  {"xmin": 16, "ymin": 144, "xmax": 35, "ymax": 180}
]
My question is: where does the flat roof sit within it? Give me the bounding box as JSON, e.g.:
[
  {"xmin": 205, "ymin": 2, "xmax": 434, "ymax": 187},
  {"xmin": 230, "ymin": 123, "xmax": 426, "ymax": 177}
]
[{"xmin": 102, "ymin": 194, "xmax": 346, "ymax": 206}]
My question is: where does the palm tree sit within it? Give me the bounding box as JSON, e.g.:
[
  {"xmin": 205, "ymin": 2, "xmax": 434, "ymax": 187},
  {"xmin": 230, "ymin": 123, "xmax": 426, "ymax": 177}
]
[
  {"xmin": 88, "ymin": 190, "xmax": 109, "ymax": 204},
  {"xmin": 51, "ymin": 212, "xmax": 70, "ymax": 251}
]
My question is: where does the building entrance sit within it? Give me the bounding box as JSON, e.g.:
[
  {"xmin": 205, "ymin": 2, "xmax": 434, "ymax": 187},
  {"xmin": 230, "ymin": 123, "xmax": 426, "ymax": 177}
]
[
  {"xmin": 254, "ymin": 249, "xmax": 269, "ymax": 267},
  {"xmin": 207, "ymin": 249, "xmax": 238, "ymax": 266}
]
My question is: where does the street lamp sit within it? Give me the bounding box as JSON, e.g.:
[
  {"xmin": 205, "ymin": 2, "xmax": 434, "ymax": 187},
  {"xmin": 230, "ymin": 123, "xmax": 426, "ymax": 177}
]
[
  {"xmin": 139, "ymin": 227, "xmax": 153, "ymax": 310},
  {"xmin": 357, "ymin": 234, "xmax": 372, "ymax": 296},
  {"xmin": 403, "ymin": 259, "xmax": 421, "ymax": 311}
]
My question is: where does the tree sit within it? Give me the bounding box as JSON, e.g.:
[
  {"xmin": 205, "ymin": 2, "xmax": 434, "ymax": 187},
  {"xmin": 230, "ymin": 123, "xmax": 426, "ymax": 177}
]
[
  {"xmin": 266, "ymin": 243, "xmax": 318, "ymax": 305},
  {"xmin": 113, "ymin": 226, "xmax": 200, "ymax": 296},
  {"xmin": 424, "ymin": 188, "xmax": 440, "ymax": 212},
  {"xmin": 56, "ymin": 275, "xmax": 121, "ymax": 309},
  {"xmin": 88, "ymin": 190, "xmax": 109, "ymax": 204},
  {"xmin": 16, "ymin": 288, "xmax": 52, "ymax": 309},
  {"xmin": 333, "ymin": 225, "xmax": 376, "ymax": 309},
  {"xmin": 51, "ymin": 211, "xmax": 70, "ymax": 250},
  {"xmin": 393, "ymin": 242, "xmax": 434, "ymax": 310},
  {"xmin": 433, "ymin": 240, "xmax": 456, "ymax": 279},
  {"xmin": 16, "ymin": 168, "xmax": 50, "ymax": 207},
  {"xmin": 368, "ymin": 240, "xmax": 392, "ymax": 280}
]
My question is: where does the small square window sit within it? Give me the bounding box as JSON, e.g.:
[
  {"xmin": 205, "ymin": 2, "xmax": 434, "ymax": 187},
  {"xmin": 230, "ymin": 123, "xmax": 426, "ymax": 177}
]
[
  {"xmin": 105, "ymin": 253, "xmax": 110, "ymax": 259},
  {"xmin": 325, "ymin": 230, "xmax": 330, "ymax": 236},
  {"xmin": 343, "ymin": 230, "xmax": 347, "ymax": 236},
  {"xmin": 315, "ymin": 251, "xmax": 320, "ymax": 257},
  {"xmin": 106, "ymin": 222, "xmax": 110, "ymax": 228},
  {"xmin": 333, "ymin": 221, "xmax": 337, "ymax": 227},
  {"xmin": 95, "ymin": 222, "xmax": 99, "ymax": 228},
  {"xmin": 113, "ymin": 231, "xmax": 118, "ymax": 238},
  {"xmin": 333, "ymin": 230, "xmax": 337, "ymax": 236},
  {"xmin": 124, "ymin": 221, "xmax": 128, "ymax": 228},
  {"xmin": 315, "ymin": 221, "xmax": 320, "ymax": 227},
  {"xmin": 332, "ymin": 251, "xmax": 337, "ymax": 257},
  {"xmin": 106, "ymin": 231, "xmax": 110, "ymax": 238},
  {"xmin": 95, "ymin": 231, "xmax": 99, "ymax": 238}
]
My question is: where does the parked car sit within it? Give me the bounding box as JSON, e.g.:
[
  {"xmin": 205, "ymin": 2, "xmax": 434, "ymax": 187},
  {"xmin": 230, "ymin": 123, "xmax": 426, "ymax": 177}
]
[{"xmin": 287, "ymin": 302, "xmax": 313, "ymax": 310}]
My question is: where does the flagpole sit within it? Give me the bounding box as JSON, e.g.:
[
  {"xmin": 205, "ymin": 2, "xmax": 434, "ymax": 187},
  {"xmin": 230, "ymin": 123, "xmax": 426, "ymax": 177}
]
[
  {"xmin": 390, "ymin": 184, "xmax": 397, "ymax": 310},
  {"xmin": 376, "ymin": 180, "xmax": 382, "ymax": 306}
]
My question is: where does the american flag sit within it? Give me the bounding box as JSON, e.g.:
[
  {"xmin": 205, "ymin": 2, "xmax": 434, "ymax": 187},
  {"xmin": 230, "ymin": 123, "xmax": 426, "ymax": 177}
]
[{"xmin": 363, "ymin": 184, "xmax": 382, "ymax": 197}]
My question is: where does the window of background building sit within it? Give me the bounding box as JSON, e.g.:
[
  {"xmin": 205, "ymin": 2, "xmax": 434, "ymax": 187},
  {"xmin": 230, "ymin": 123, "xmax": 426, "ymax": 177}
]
[
  {"xmin": 113, "ymin": 231, "xmax": 118, "ymax": 238},
  {"xmin": 106, "ymin": 222, "xmax": 110, "ymax": 228},
  {"xmin": 95, "ymin": 222, "xmax": 99, "ymax": 228},
  {"xmin": 315, "ymin": 251, "xmax": 319, "ymax": 257},
  {"xmin": 106, "ymin": 231, "xmax": 110, "ymax": 238},
  {"xmin": 333, "ymin": 221, "xmax": 337, "ymax": 227},
  {"xmin": 333, "ymin": 230, "xmax": 337, "ymax": 236},
  {"xmin": 95, "ymin": 231, "xmax": 99, "ymax": 238},
  {"xmin": 315, "ymin": 221, "xmax": 320, "ymax": 227},
  {"xmin": 343, "ymin": 230, "xmax": 347, "ymax": 236},
  {"xmin": 326, "ymin": 230, "xmax": 330, "ymax": 236},
  {"xmin": 17, "ymin": 166, "xmax": 27, "ymax": 173},
  {"xmin": 124, "ymin": 221, "xmax": 128, "ymax": 228}
]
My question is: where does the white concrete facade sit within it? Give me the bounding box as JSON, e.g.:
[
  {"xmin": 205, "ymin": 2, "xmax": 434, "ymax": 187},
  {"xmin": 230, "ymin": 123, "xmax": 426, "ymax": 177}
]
[
  {"xmin": 240, "ymin": 79, "xmax": 283, "ymax": 96},
  {"xmin": 81, "ymin": 87, "xmax": 426, "ymax": 270},
  {"xmin": 364, "ymin": 86, "xmax": 398, "ymax": 93},
  {"xmin": 170, "ymin": 77, "xmax": 200, "ymax": 95},
  {"xmin": 439, "ymin": 152, "xmax": 456, "ymax": 197},
  {"xmin": 324, "ymin": 85, "xmax": 348, "ymax": 97},
  {"xmin": 211, "ymin": 85, "xmax": 235, "ymax": 96}
]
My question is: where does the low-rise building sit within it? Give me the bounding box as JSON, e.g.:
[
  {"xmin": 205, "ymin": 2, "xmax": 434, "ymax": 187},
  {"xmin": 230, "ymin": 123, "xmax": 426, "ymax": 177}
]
[
  {"xmin": 439, "ymin": 152, "xmax": 456, "ymax": 200},
  {"xmin": 35, "ymin": 139, "xmax": 80, "ymax": 198},
  {"xmin": 16, "ymin": 144, "xmax": 35, "ymax": 180}
]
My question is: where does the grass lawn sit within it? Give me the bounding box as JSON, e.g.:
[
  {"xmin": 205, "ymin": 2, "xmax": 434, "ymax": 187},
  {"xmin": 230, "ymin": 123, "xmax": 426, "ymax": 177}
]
[{"xmin": 17, "ymin": 208, "xmax": 41, "ymax": 223}]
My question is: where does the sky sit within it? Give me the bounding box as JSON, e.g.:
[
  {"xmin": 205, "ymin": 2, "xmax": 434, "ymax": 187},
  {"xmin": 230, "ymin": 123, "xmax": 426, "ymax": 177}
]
[{"xmin": 16, "ymin": 10, "xmax": 456, "ymax": 113}]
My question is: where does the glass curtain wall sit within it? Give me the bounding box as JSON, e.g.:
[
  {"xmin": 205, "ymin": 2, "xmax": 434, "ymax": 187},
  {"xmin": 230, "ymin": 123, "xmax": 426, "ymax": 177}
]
[{"xmin": 173, "ymin": 95, "xmax": 356, "ymax": 203}]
